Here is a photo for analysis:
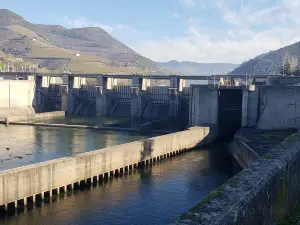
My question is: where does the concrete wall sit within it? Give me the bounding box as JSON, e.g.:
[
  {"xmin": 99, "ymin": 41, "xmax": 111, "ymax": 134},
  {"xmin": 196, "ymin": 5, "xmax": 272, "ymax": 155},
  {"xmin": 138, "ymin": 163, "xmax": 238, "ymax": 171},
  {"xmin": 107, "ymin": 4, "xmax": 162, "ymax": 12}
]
[
  {"xmin": 0, "ymin": 126, "xmax": 213, "ymax": 207},
  {"xmin": 266, "ymin": 76, "xmax": 300, "ymax": 86},
  {"xmin": 189, "ymin": 85, "xmax": 218, "ymax": 126},
  {"xmin": 256, "ymin": 86, "xmax": 300, "ymax": 130},
  {"xmin": 242, "ymin": 85, "xmax": 259, "ymax": 127},
  {"xmin": 0, "ymin": 80, "xmax": 35, "ymax": 118},
  {"xmin": 4, "ymin": 111, "xmax": 65, "ymax": 123},
  {"xmin": 174, "ymin": 130, "xmax": 300, "ymax": 225},
  {"xmin": 228, "ymin": 133, "xmax": 260, "ymax": 168}
]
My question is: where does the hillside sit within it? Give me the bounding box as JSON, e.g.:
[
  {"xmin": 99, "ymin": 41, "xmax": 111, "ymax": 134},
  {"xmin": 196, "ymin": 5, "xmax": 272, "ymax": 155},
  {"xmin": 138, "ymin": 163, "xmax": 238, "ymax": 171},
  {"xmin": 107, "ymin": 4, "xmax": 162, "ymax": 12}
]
[
  {"xmin": 157, "ymin": 60, "xmax": 239, "ymax": 75},
  {"xmin": 230, "ymin": 42, "xmax": 300, "ymax": 75},
  {"xmin": 0, "ymin": 49, "xmax": 44, "ymax": 72},
  {"xmin": 0, "ymin": 9, "xmax": 163, "ymax": 74}
]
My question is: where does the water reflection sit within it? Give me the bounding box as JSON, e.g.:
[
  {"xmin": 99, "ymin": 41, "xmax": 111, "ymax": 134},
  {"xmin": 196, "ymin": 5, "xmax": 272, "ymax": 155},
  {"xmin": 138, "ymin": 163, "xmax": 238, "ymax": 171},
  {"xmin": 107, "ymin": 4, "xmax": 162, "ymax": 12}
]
[
  {"xmin": 0, "ymin": 143, "xmax": 240, "ymax": 225},
  {"xmin": 0, "ymin": 124, "xmax": 152, "ymax": 170},
  {"xmin": 27, "ymin": 116, "xmax": 180, "ymax": 131},
  {"xmin": 28, "ymin": 116, "xmax": 128, "ymax": 127}
]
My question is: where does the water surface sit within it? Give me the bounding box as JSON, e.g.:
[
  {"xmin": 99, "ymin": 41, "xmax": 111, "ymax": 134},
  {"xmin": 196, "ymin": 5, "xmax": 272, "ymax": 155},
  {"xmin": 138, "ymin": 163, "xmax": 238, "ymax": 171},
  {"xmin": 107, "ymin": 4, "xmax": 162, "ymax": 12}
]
[
  {"xmin": 0, "ymin": 143, "xmax": 240, "ymax": 225},
  {"xmin": 0, "ymin": 124, "xmax": 152, "ymax": 170}
]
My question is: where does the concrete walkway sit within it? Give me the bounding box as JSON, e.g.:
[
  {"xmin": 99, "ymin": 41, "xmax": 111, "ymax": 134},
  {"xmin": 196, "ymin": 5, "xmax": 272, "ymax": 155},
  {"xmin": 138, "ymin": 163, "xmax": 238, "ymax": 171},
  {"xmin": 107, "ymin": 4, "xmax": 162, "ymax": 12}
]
[{"xmin": 235, "ymin": 127, "xmax": 296, "ymax": 156}]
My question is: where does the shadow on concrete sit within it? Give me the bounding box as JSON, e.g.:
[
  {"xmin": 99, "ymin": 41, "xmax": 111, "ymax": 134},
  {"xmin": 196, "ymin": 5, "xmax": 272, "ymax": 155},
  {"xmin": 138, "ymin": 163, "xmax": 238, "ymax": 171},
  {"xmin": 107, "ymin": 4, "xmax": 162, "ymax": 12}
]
[{"xmin": 141, "ymin": 139, "xmax": 154, "ymax": 162}]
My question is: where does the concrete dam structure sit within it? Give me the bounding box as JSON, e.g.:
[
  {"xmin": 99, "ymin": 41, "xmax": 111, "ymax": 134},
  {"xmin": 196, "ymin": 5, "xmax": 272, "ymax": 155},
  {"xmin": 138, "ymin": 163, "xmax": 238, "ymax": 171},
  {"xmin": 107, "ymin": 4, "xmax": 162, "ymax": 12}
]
[
  {"xmin": 65, "ymin": 74, "xmax": 191, "ymax": 124},
  {"xmin": 0, "ymin": 72, "xmax": 269, "ymax": 119},
  {"xmin": 3, "ymin": 72, "xmax": 300, "ymax": 224},
  {"xmin": 0, "ymin": 73, "xmax": 293, "ymax": 134},
  {"xmin": 0, "ymin": 80, "xmax": 36, "ymax": 119}
]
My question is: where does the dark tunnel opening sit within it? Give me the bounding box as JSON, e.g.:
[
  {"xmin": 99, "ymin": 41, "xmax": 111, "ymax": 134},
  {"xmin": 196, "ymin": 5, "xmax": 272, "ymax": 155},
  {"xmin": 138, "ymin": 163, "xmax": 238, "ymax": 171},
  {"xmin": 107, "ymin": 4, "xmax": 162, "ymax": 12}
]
[{"xmin": 217, "ymin": 88, "xmax": 243, "ymax": 141}]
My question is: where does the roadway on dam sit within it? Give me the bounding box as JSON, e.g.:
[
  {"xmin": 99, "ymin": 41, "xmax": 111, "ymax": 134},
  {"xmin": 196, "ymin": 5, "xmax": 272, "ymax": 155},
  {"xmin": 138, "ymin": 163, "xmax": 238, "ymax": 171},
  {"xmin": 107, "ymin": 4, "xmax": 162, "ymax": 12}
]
[{"xmin": 0, "ymin": 117, "xmax": 240, "ymax": 224}]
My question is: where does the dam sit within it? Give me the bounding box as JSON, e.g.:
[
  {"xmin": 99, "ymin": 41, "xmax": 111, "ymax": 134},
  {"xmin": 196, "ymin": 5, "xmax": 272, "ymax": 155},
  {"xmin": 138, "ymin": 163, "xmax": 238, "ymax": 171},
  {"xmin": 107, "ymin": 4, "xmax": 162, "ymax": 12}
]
[{"xmin": 2, "ymin": 72, "xmax": 300, "ymax": 224}]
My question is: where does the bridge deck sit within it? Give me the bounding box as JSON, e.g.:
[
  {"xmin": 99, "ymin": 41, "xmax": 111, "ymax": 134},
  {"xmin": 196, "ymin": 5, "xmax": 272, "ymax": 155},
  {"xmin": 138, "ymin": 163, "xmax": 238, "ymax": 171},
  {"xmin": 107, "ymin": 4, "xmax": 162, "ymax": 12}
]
[{"xmin": 0, "ymin": 72, "xmax": 281, "ymax": 80}]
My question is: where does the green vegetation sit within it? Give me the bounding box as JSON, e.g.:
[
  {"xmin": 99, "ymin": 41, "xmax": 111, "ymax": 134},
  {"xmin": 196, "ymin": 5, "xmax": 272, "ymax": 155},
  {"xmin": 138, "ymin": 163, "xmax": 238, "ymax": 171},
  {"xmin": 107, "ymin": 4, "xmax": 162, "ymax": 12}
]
[
  {"xmin": 278, "ymin": 204, "xmax": 300, "ymax": 225},
  {"xmin": 178, "ymin": 189, "xmax": 222, "ymax": 220},
  {"xmin": 280, "ymin": 55, "xmax": 300, "ymax": 76},
  {"xmin": 260, "ymin": 133, "xmax": 278, "ymax": 139},
  {"xmin": 201, "ymin": 190, "xmax": 222, "ymax": 204},
  {"xmin": 230, "ymin": 42, "xmax": 300, "ymax": 75},
  {"xmin": 263, "ymin": 153, "xmax": 273, "ymax": 159},
  {"xmin": 273, "ymin": 176, "xmax": 287, "ymax": 222}
]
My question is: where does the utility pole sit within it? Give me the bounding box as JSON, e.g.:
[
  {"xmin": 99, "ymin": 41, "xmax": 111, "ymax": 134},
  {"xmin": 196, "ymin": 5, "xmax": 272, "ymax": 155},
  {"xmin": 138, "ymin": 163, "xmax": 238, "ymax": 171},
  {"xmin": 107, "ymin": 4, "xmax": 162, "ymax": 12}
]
[{"xmin": 213, "ymin": 75, "xmax": 215, "ymax": 87}]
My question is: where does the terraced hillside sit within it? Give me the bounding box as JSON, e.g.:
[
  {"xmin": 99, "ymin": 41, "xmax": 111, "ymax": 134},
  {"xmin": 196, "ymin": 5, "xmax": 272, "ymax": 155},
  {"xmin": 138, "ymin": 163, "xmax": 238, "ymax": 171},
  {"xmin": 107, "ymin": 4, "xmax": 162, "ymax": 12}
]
[{"xmin": 0, "ymin": 9, "xmax": 164, "ymax": 74}]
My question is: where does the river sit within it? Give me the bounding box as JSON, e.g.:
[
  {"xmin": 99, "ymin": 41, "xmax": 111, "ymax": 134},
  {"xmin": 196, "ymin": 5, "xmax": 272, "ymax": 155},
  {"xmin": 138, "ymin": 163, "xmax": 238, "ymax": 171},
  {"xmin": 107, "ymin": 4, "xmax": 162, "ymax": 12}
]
[
  {"xmin": 0, "ymin": 124, "xmax": 152, "ymax": 170},
  {"xmin": 0, "ymin": 118, "xmax": 240, "ymax": 224}
]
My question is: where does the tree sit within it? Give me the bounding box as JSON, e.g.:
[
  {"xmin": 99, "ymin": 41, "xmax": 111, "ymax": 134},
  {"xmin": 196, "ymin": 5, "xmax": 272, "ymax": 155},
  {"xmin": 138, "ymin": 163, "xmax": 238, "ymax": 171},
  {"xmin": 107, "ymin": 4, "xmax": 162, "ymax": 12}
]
[
  {"xmin": 293, "ymin": 65, "xmax": 300, "ymax": 76},
  {"xmin": 281, "ymin": 57, "xmax": 293, "ymax": 76}
]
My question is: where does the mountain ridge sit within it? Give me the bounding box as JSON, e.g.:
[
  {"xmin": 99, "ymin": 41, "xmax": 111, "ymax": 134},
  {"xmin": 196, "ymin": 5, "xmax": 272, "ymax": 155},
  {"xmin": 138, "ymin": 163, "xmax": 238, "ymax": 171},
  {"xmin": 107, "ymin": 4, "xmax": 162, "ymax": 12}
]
[
  {"xmin": 157, "ymin": 60, "xmax": 239, "ymax": 75},
  {"xmin": 0, "ymin": 9, "xmax": 162, "ymax": 74},
  {"xmin": 230, "ymin": 41, "xmax": 300, "ymax": 75}
]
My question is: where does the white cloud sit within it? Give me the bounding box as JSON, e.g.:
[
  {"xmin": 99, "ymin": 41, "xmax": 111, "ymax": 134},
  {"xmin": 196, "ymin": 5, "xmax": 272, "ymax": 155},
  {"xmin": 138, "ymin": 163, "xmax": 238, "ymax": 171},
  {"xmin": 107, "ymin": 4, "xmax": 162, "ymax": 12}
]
[
  {"xmin": 179, "ymin": 0, "xmax": 197, "ymax": 7},
  {"xmin": 216, "ymin": 1, "xmax": 282, "ymax": 28},
  {"xmin": 172, "ymin": 12, "xmax": 181, "ymax": 19},
  {"xmin": 130, "ymin": 0, "xmax": 300, "ymax": 63},
  {"xmin": 58, "ymin": 1, "xmax": 300, "ymax": 64},
  {"xmin": 179, "ymin": 0, "xmax": 206, "ymax": 9},
  {"xmin": 131, "ymin": 29, "xmax": 300, "ymax": 64}
]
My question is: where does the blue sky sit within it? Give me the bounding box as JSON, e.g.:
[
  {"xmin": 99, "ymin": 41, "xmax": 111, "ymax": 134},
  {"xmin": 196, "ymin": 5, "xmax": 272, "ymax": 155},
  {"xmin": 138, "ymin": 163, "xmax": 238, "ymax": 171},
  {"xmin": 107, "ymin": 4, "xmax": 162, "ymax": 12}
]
[{"xmin": 2, "ymin": 0, "xmax": 300, "ymax": 63}]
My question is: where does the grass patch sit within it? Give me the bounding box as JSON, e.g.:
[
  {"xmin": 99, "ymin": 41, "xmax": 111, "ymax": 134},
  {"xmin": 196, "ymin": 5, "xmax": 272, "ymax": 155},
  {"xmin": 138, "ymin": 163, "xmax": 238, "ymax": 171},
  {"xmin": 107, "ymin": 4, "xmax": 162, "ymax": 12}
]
[
  {"xmin": 263, "ymin": 153, "xmax": 273, "ymax": 159},
  {"xmin": 260, "ymin": 133, "xmax": 279, "ymax": 139},
  {"xmin": 288, "ymin": 133, "xmax": 297, "ymax": 141},
  {"xmin": 178, "ymin": 189, "xmax": 222, "ymax": 220},
  {"xmin": 278, "ymin": 204, "xmax": 300, "ymax": 225}
]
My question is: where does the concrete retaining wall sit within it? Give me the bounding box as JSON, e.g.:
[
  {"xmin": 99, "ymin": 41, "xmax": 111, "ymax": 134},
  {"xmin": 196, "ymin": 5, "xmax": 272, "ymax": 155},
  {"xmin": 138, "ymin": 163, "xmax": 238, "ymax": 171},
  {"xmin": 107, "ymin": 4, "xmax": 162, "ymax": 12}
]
[
  {"xmin": 0, "ymin": 126, "xmax": 213, "ymax": 208},
  {"xmin": 173, "ymin": 130, "xmax": 300, "ymax": 225},
  {"xmin": 228, "ymin": 135, "xmax": 260, "ymax": 168},
  {"xmin": 266, "ymin": 76, "xmax": 300, "ymax": 86},
  {"xmin": 0, "ymin": 80, "xmax": 35, "ymax": 118},
  {"xmin": 189, "ymin": 85, "xmax": 218, "ymax": 126},
  {"xmin": 256, "ymin": 86, "xmax": 300, "ymax": 130},
  {"xmin": 4, "ymin": 111, "xmax": 65, "ymax": 123}
]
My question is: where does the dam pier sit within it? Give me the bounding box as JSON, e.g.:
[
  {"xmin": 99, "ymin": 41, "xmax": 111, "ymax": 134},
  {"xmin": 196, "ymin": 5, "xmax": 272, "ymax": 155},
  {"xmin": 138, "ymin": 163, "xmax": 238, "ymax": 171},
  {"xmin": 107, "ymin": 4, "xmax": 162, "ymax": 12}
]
[{"xmin": 1, "ymin": 72, "xmax": 300, "ymax": 224}]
